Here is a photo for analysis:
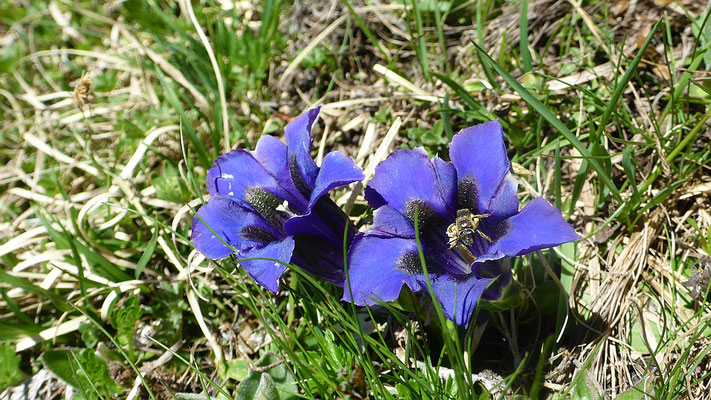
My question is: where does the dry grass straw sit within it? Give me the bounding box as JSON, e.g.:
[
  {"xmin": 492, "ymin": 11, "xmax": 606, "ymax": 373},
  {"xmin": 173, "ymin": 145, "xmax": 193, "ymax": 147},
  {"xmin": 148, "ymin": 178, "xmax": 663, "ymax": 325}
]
[{"xmin": 551, "ymin": 179, "xmax": 711, "ymax": 397}]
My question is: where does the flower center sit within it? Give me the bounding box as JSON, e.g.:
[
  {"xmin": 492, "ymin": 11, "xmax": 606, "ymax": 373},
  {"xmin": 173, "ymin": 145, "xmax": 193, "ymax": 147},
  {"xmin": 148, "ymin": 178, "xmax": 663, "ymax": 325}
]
[{"xmin": 245, "ymin": 186, "xmax": 290, "ymax": 229}]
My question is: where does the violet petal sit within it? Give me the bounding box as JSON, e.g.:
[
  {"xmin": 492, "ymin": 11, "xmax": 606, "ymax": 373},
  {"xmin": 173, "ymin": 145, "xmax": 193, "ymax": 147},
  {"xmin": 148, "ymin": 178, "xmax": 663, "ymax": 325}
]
[
  {"xmin": 450, "ymin": 120, "xmax": 518, "ymax": 221},
  {"xmin": 285, "ymin": 107, "xmax": 321, "ymax": 195},
  {"xmin": 191, "ymin": 194, "xmax": 282, "ymax": 259},
  {"xmin": 238, "ymin": 237, "xmax": 295, "ymax": 292},
  {"xmin": 308, "ymin": 151, "xmax": 364, "ymax": 209},
  {"xmin": 367, "ymin": 148, "xmax": 451, "ymax": 219},
  {"xmin": 429, "ymin": 273, "xmax": 494, "ymax": 326},
  {"xmin": 253, "ymin": 134, "xmax": 308, "ymax": 211},
  {"xmin": 476, "ymin": 198, "xmax": 579, "ymax": 263},
  {"xmin": 432, "ymin": 156, "xmax": 458, "ymax": 218},
  {"xmin": 206, "ymin": 149, "xmax": 293, "ymax": 205},
  {"xmin": 369, "ymin": 205, "xmax": 416, "ymax": 239},
  {"xmin": 344, "ymin": 234, "xmax": 423, "ymax": 305}
]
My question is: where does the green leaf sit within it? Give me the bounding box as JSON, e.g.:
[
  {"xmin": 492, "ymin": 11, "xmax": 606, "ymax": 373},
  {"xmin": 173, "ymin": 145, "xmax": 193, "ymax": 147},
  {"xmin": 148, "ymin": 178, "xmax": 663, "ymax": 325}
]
[
  {"xmin": 341, "ymin": 0, "xmax": 390, "ymax": 64},
  {"xmin": 410, "ymin": 0, "xmax": 430, "ymax": 81},
  {"xmin": 93, "ymin": 71, "xmax": 118, "ymax": 92},
  {"xmin": 0, "ymin": 320, "xmax": 43, "ymax": 340},
  {"xmin": 42, "ymin": 350, "xmax": 79, "ymax": 387},
  {"xmin": 0, "ymin": 269, "xmax": 72, "ymax": 313},
  {"xmin": 237, "ymin": 372, "xmax": 263, "ymax": 400},
  {"xmin": 629, "ymin": 317, "xmax": 661, "ymax": 354},
  {"xmin": 79, "ymin": 321, "xmax": 100, "ymax": 349},
  {"xmin": 558, "ymin": 242, "xmax": 577, "ymax": 338},
  {"xmin": 405, "ymin": 124, "xmax": 447, "ymax": 148},
  {"xmin": 0, "ymin": 288, "xmax": 34, "ymax": 325},
  {"xmin": 692, "ymin": 6, "xmax": 711, "ymax": 68},
  {"xmin": 37, "ymin": 214, "xmax": 132, "ymax": 282},
  {"xmin": 255, "ymin": 373, "xmax": 279, "ymax": 400},
  {"xmin": 0, "ymin": 344, "xmax": 23, "ymax": 390},
  {"xmin": 135, "ymin": 227, "xmax": 159, "ymax": 278},
  {"xmin": 430, "ymin": 71, "xmax": 496, "ymax": 120},
  {"xmin": 323, "ymin": 330, "xmax": 345, "ymax": 366},
  {"xmin": 152, "ymin": 162, "xmax": 192, "ymax": 203},
  {"xmin": 594, "ymin": 21, "xmax": 660, "ymax": 145},
  {"xmin": 42, "ymin": 349, "xmax": 120, "ymax": 400},
  {"xmin": 175, "ymin": 393, "xmax": 226, "ymax": 400},
  {"xmin": 0, "ymin": 42, "xmax": 21, "ymax": 73},
  {"xmin": 481, "ymin": 285, "xmax": 525, "ymax": 312},
  {"xmin": 562, "ymin": 340, "xmax": 605, "ymax": 399},
  {"xmin": 621, "ymin": 147, "xmax": 640, "ymax": 203},
  {"xmin": 617, "ymin": 381, "xmax": 648, "ymax": 400},
  {"xmin": 226, "ymin": 359, "xmax": 250, "ymax": 381},
  {"xmin": 237, "ymin": 352, "xmax": 297, "ymax": 400},
  {"xmin": 118, "ymin": 118, "xmax": 145, "ymax": 139},
  {"xmin": 572, "ymin": 372, "xmax": 604, "ymax": 400},
  {"xmin": 519, "ymin": 0, "xmax": 532, "ymax": 72},
  {"xmin": 110, "ymin": 296, "xmax": 144, "ymax": 348},
  {"xmin": 633, "ymin": 178, "xmax": 687, "ymax": 226}
]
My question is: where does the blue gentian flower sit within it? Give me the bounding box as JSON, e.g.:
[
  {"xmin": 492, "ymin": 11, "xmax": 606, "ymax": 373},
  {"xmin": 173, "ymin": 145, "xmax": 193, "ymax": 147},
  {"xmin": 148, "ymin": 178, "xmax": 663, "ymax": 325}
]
[
  {"xmin": 191, "ymin": 107, "xmax": 364, "ymax": 292},
  {"xmin": 344, "ymin": 120, "xmax": 578, "ymax": 326}
]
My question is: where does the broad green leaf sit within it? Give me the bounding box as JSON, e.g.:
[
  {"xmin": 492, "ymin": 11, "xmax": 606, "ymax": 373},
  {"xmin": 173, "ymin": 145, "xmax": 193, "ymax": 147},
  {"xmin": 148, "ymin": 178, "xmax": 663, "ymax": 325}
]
[
  {"xmin": 237, "ymin": 352, "xmax": 297, "ymax": 400},
  {"xmin": 0, "ymin": 344, "xmax": 22, "ymax": 390},
  {"xmin": 153, "ymin": 162, "xmax": 192, "ymax": 203},
  {"xmin": 42, "ymin": 349, "xmax": 120, "ymax": 400},
  {"xmin": 617, "ymin": 384, "xmax": 647, "ymax": 400},
  {"xmin": 692, "ymin": 6, "xmax": 711, "ymax": 68},
  {"xmin": 255, "ymin": 373, "xmax": 279, "ymax": 400},
  {"xmin": 226, "ymin": 359, "xmax": 250, "ymax": 381}
]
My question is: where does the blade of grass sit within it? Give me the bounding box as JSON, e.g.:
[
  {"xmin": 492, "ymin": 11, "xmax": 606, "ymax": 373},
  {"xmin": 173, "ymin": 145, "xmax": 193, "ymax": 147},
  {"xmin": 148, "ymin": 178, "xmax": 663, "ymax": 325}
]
[
  {"xmin": 529, "ymin": 335, "xmax": 555, "ymax": 399},
  {"xmin": 0, "ymin": 288, "xmax": 39, "ymax": 326},
  {"xmin": 475, "ymin": 0, "xmax": 498, "ymax": 89},
  {"xmin": 180, "ymin": 0, "xmax": 230, "ymax": 154},
  {"xmin": 135, "ymin": 227, "xmax": 158, "ymax": 279},
  {"xmin": 593, "ymin": 20, "xmax": 660, "ymax": 143},
  {"xmin": 440, "ymin": 93, "xmax": 454, "ymax": 141},
  {"xmin": 38, "ymin": 212, "xmax": 133, "ymax": 282},
  {"xmin": 72, "ymin": 304, "xmax": 158, "ymax": 400},
  {"xmin": 0, "ymin": 269, "xmax": 72, "ymax": 313},
  {"xmin": 433, "ymin": 0, "xmax": 451, "ymax": 73},
  {"xmin": 621, "ymin": 147, "xmax": 640, "ymax": 203},
  {"xmin": 554, "ymin": 141, "xmax": 562, "ymax": 210},
  {"xmin": 627, "ymin": 109, "xmax": 711, "ymax": 220},
  {"xmin": 430, "ymin": 71, "xmax": 497, "ymax": 120},
  {"xmin": 410, "ymin": 0, "xmax": 430, "ymax": 82},
  {"xmin": 519, "ymin": 0, "xmax": 532, "ymax": 72},
  {"xmin": 154, "ymin": 66, "xmax": 210, "ymax": 168}
]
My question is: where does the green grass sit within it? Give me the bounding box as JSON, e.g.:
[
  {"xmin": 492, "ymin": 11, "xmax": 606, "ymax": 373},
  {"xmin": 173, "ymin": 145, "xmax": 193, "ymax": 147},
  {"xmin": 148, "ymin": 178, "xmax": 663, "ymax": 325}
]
[{"xmin": 1, "ymin": 0, "xmax": 711, "ymax": 398}]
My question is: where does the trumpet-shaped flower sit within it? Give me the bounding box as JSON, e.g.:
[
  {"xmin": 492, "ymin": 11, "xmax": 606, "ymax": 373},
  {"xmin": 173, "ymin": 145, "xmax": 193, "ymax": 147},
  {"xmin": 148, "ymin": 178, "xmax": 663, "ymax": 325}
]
[
  {"xmin": 191, "ymin": 107, "xmax": 364, "ymax": 291},
  {"xmin": 344, "ymin": 120, "xmax": 578, "ymax": 326}
]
